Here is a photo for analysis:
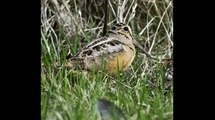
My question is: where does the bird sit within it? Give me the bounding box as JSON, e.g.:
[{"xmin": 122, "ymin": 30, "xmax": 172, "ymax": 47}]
[{"xmin": 65, "ymin": 23, "xmax": 137, "ymax": 75}]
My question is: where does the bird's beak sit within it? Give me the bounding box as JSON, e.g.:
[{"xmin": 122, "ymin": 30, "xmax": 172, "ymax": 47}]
[
  {"xmin": 132, "ymin": 39, "xmax": 152, "ymax": 58},
  {"xmin": 132, "ymin": 39, "xmax": 141, "ymax": 49}
]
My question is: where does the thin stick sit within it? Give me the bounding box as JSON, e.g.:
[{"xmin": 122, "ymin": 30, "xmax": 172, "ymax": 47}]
[{"xmin": 103, "ymin": 0, "xmax": 109, "ymax": 36}]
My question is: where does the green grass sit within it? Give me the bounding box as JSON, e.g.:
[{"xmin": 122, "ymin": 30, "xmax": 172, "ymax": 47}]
[
  {"xmin": 41, "ymin": 33, "xmax": 173, "ymax": 120},
  {"xmin": 41, "ymin": 0, "xmax": 173, "ymax": 119}
]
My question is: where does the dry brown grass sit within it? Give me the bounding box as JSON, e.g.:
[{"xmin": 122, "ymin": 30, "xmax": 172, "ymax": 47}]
[{"xmin": 41, "ymin": 1, "xmax": 173, "ymax": 119}]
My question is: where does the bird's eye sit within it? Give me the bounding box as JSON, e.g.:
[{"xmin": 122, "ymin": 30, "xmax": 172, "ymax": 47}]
[
  {"xmin": 123, "ymin": 27, "xmax": 129, "ymax": 31},
  {"xmin": 111, "ymin": 26, "xmax": 116, "ymax": 30}
]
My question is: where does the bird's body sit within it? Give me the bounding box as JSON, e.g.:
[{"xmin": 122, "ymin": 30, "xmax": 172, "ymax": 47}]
[{"xmin": 66, "ymin": 23, "xmax": 136, "ymax": 75}]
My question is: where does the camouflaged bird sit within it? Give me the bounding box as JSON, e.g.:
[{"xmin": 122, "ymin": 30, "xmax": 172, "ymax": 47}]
[{"xmin": 65, "ymin": 23, "xmax": 137, "ymax": 75}]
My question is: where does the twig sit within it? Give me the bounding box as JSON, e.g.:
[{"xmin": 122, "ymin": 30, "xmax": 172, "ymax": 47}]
[
  {"xmin": 103, "ymin": 0, "xmax": 109, "ymax": 36},
  {"xmin": 108, "ymin": 0, "xmax": 116, "ymax": 17}
]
